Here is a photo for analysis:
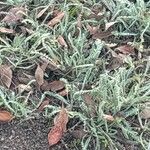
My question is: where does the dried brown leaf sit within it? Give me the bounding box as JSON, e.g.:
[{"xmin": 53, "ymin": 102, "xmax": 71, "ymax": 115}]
[
  {"xmin": 54, "ymin": 106, "xmax": 68, "ymax": 132},
  {"xmin": 57, "ymin": 35, "xmax": 68, "ymax": 48},
  {"xmin": 0, "ymin": 27, "xmax": 14, "ymax": 34},
  {"xmin": 35, "ymin": 64, "xmax": 44, "ymax": 87},
  {"xmin": 116, "ymin": 45, "xmax": 135, "ymax": 55},
  {"xmin": 0, "ymin": 65, "xmax": 12, "ymax": 88},
  {"xmin": 0, "ymin": 110, "xmax": 14, "ymax": 122},
  {"xmin": 49, "ymin": 80, "xmax": 65, "ymax": 92},
  {"xmin": 48, "ymin": 125, "xmax": 63, "ymax": 146},
  {"xmin": 92, "ymin": 30, "xmax": 112, "ymax": 39},
  {"xmin": 103, "ymin": 114, "xmax": 114, "ymax": 121},
  {"xmin": 2, "ymin": 7, "xmax": 26, "ymax": 24},
  {"xmin": 48, "ymin": 12, "xmax": 65, "ymax": 27},
  {"xmin": 48, "ymin": 106, "xmax": 68, "ymax": 146}
]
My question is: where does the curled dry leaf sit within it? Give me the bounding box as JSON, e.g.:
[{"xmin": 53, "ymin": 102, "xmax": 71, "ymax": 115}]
[
  {"xmin": 116, "ymin": 45, "xmax": 135, "ymax": 55},
  {"xmin": 48, "ymin": 12, "xmax": 65, "ymax": 27},
  {"xmin": 48, "ymin": 106, "xmax": 68, "ymax": 146},
  {"xmin": 0, "ymin": 110, "xmax": 14, "ymax": 122},
  {"xmin": 35, "ymin": 64, "xmax": 44, "ymax": 87},
  {"xmin": 0, "ymin": 65, "xmax": 12, "ymax": 88},
  {"xmin": 49, "ymin": 80, "xmax": 65, "ymax": 92},
  {"xmin": 57, "ymin": 35, "xmax": 68, "ymax": 48},
  {"xmin": 103, "ymin": 114, "xmax": 114, "ymax": 121},
  {"xmin": 0, "ymin": 27, "xmax": 14, "ymax": 34},
  {"xmin": 2, "ymin": 7, "xmax": 26, "ymax": 24}
]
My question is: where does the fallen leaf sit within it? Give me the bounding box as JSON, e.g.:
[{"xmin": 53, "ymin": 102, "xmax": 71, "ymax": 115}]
[
  {"xmin": 57, "ymin": 35, "xmax": 68, "ymax": 48},
  {"xmin": 48, "ymin": 12, "xmax": 65, "ymax": 27},
  {"xmin": 0, "ymin": 65, "xmax": 12, "ymax": 88},
  {"xmin": 116, "ymin": 45, "xmax": 135, "ymax": 55},
  {"xmin": 48, "ymin": 106, "xmax": 68, "ymax": 146},
  {"xmin": 103, "ymin": 114, "xmax": 114, "ymax": 121},
  {"xmin": 49, "ymin": 80, "xmax": 65, "ymax": 92},
  {"xmin": 2, "ymin": 7, "xmax": 26, "ymax": 24},
  {"xmin": 48, "ymin": 125, "xmax": 63, "ymax": 146},
  {"xmin": 105, "ymin": 21, "xmax": 116, "ymax": 31},
  {"xmin": 0, "ymin": 27, "xmax": 14, "ymax": 34},
  {"xmin": 36, "ymin": 6, "xmax": 49, "ymax": 18},
  {"xmin": 54, "ymin": 106, "xmax": 68, "ymax": 132},
  {"xmin": 0, "ymin": 110, "xmax": 14, "ymax": 122},
  {"xmin": 38, "ymin": 99, "xmax": 50, "ymax": 111},
  {"xmin": 35, "ymin": 64, "xmax": 44, "ymax": 87},
  {"xmin": 92, "ymin": 30, "xmax": 112, "ymax": 39},
  {"xmin": 17, "ymin": 84, "xmax": 32, "ymax": 93}
]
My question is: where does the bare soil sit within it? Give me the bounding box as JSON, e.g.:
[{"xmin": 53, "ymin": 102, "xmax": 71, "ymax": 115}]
[{"xmin": 0, "ymin": 116, "xmax": 50, "ymax": 150}]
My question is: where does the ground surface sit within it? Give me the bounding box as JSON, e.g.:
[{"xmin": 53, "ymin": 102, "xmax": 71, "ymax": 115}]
[
  {"xmin": 0, "ymin": 117, "xmax": 50, "ymax": 150},
  {"xmin": 0, "ymin": 0, "xmax": 149, "ymax": 150}
]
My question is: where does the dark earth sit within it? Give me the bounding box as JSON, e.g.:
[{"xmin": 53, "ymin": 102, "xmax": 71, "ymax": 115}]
[{"xmin": 0, "ymin": 116, "xmax": 50, "ymax": 150}]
